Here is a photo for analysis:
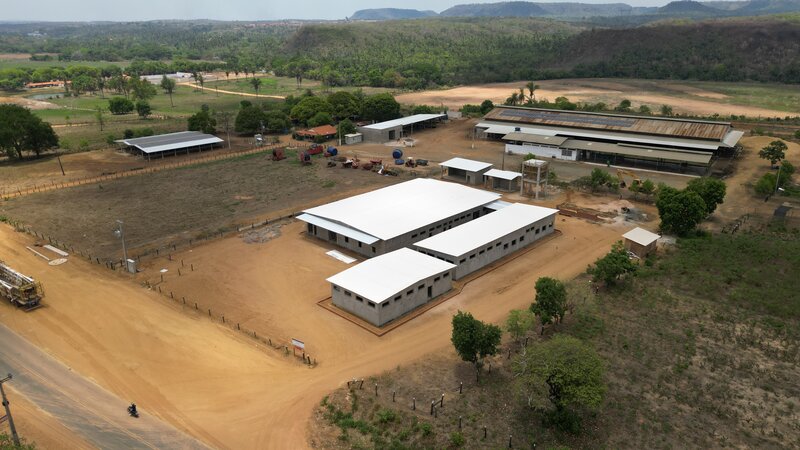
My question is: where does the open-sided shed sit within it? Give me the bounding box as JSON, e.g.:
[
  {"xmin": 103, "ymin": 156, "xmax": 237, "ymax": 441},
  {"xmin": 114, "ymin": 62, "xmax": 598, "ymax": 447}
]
[
  {"xmin": 440, "ymin": 157, "xmax": 493, "ymax": 185},
  {"xmin": 116, "ymin": 131, "xmax": 223, "ymax": 160},
  {"xmin": 484, "ymin": 168, "xmax": 522, "ymax": 191}
]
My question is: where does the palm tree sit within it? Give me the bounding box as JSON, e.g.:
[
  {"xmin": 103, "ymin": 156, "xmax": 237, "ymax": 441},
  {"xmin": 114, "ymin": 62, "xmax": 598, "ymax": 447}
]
[
  {"xmin": 250, "ymin": 77, "xmax": 262, "ymax": 97},
  {"xmin": 507, "ymin": 92, "xmax": 519, "ymax": 106},
  {"xmin": 519, "ymin": 87, "xmax": 526, "ymax": 104},
  {"xmin": 526, "ymin": 81, "xmax": 539, "ymax": 103}
]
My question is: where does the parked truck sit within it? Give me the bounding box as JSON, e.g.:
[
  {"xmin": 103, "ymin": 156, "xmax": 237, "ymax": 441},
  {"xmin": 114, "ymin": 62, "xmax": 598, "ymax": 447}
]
[{"xmin": 0, "ymin": 261, "xmax": 43, "ymax": 311}]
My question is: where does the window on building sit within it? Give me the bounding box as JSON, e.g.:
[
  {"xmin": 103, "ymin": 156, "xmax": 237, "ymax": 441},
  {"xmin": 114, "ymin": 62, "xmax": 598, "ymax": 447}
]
[
  {"xmin": 469, "ymin": 254, "xmax": 476, "ymax": 259},
  {"xmin": 512, "ymin": 239, "xmax": 517, "ymax": 245},
  {"xmin": 504, "ymin": 243, "xmax": 509, "ymax": 250},
  {"xmin": 561, "ymin": 149, "xmax": 573, "ymax": 157},
  {"xmin": 434, "ymin": 276, "xmax": 441, "ymax": 282},
  {"xmin": 549, "ymin": 223, "xmax": 553, "ymax": 228},
  {"xmin": 520, "ymin": 236, "xmax": 525, "ymax": 242},
  {"xmin": 429, "ymin": 227, "xmax": 434, "ymax": 233},
  {"xmin": 333, "ymin": 285, "xmax": 340, "ymax": 291},
  {"xmin": 407, "ymin": 290, "xmax": 413, "ymax": 296},
  {"xmin": 412, "ymin": 233, "xmax": 418, "ymax": 238},
  {"xmin": 496, "ymin": 243, "xmax": 501, "ymax": 248},
  {"xmin": 443, "ymin": 272, "xmax": 450, "ymax": 278},
  {"xmin": 418, "ymin": 284, "xmax": 424, "ymax": 291},
  {"xmin": 394, "ymin": 295, "xmax": 402, "ymax": 301},
  {"xmin": 372, "ymin": 246, "xmax": 376, "ymax": 253},
  {"xmin": 345, "ymin": 291, "xmax": 352, "ymax": 297},
  {"xmin": 382, "ymin": 302, "xmax": 390, "ymax": 308},
  {"xmin": 367, "ymin": 301, "xmax": 375, "ymax": 308},
  {"xmin": 356, "ymin": 296, "xmax": 363, "ymax": 302},
  {"xmin": 535, "ymin": 228, "xmax": 540, "ymax": 234},
  {"xmin": 479, "ymin": 250, "xmax": 485, "ymax": 255},
  {"xmin": 344, "ymin": 237, "xmax": 349, "ymax": 243},
  {"xmin": 459, "ymin": 258, "xmax": 466, "ymax": 264},
  {"xmin": 358, "ymin": 242, "xmax": 362, "ymax": 247}
]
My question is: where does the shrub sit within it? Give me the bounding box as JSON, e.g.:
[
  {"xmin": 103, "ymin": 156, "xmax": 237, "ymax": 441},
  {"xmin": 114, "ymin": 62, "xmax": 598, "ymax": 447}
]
[{"xmin": 449, "ymin": 431, "xmax": 465, "ymax": 447}]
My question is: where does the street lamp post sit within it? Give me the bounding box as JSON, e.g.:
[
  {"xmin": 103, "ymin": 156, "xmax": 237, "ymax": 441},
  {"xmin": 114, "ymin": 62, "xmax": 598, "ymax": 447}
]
[{"xmin": 0, "ymin": 373, "xmax": 20, "ymax": 447}]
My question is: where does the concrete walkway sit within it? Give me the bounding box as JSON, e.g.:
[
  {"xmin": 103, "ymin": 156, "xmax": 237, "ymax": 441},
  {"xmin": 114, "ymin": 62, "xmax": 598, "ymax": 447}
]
[{"xmin": 0, "ymin": 323, "xmax": 209, "ymax": 450}]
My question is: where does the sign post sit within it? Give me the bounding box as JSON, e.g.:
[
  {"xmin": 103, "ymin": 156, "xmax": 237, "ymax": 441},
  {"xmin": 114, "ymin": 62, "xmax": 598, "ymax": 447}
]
[{"xmin": 291, "ymin": 338, "xmax": 305, "ymax": 357}]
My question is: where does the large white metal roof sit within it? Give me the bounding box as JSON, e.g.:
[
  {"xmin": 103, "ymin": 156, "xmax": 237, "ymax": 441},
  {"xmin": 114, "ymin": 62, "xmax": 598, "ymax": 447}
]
[
  {"xmin": 327, "ymin": 248, "xmax": 455, "ymax": 303},
  {"xmin": 296, "ymin": 214, "xmax": 379, "ymax": 245},
  {"xmin": 301, "ymin": 179, "xmax": 500, "ymax": 241},
  {"xmin": 117, "ymin": 131, "xmax": 223, "ymax": 154},
  {"xmin": 440, "ymin": 157, "xmax": 493, "ymax": 173},
  {"xmin": 485, "ymin": 169, "xmax": 522, "ymax": 180},
  {"xmin": 477, "ymin": 121, "xmax": 722, "ymax": 151},
  {"xmin": 622, "ymin": 227, "xmax": 660, "ymax": 246},
  {"xmin": 414, "ymin": 203, "xmax": 558, "ymax": 257},
  {"xmin": 361, "ymin": 114, "xmax": 446, "ymax": 131}
]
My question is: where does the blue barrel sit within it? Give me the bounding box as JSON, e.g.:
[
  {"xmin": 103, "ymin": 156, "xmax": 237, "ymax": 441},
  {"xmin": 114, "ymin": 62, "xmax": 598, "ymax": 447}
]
[
  {"xmin": 392, "ymin": 148, "xmax": 403, "ymax": 159},
  {"xmin": 327, "ymin": 147, "xmax": 338, "ymax": 156}
]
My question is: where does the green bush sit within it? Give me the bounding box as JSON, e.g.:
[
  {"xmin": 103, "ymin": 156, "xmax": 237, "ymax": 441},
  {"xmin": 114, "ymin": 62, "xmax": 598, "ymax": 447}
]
[
  {"xmin": 449, "ymin": 431, "xmax": 466, "ymax": 447},
  {"xmin": 376, "ymin": 408, "xmax": 396, "ymax": 424}
]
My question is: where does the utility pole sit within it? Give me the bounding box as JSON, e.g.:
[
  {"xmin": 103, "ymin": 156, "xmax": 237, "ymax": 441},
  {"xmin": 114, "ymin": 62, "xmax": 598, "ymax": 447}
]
[
  {"xmin": 56, "ymin": 154, "xmax": 65, "ymax": 176},
  {"xmin": 0, "ymin": 374, "xmax": 20, "ymax": 447},
  {"xmin": 115, "ymin": 220, "xmax": 128, "ymax": 264}
]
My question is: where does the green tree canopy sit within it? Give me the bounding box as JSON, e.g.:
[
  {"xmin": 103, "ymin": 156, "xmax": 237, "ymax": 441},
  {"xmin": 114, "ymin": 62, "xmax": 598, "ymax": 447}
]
[
  {"xmin": 108, "ymin": 97, "xmax": 134, "ymax": 115},
  {"xmin": 759, "ymin": 140, "xmax": 787, "ymax": 167},
  {"xmin": 686, "ymin": 177, "xmax": 727, "ymax": 215},
  {"xmin": 530, "ymin": 277, "xmax": 568, "ymax": 334},
  {"xmin": 235, "ymin": 105, "xmax": 266, "ymax": 134},
  {"xmin": 361, "ymin": 93, "xmax": 401, "ymax": 122},
  {"xmin": 307, "ymin": 111, "xmax": 333, "ymax": 128},
  {"xmin": 0, "ymin": 104, "xmax": 59, "ymax": 159},
  {"xmin": 337, "ymin": 118, "xmax": 356, "ymax": 136},
  {"xmin": 160, "ymin": 75, "xmax": 176, "ymax": 107},
  {"xmin": 514, "ymin": 335, "xmax": 606, "ymax": 413},
  {"xmin": 327, "ymin": 91, "xmax": 360, "ymax": 120},
  {"xmin": 479, "ymin": 99, "xmax": 494, "ymax": 115},
  {"xmin": 128, "ymin": 77, "xmax": 157, "ymax": 101},
  {"xmin": 451, "ymin": 310, "xmax": 502, "ymax": 381},
  {"xmin": 290, "ymin": 96, "xmax": 332, "ymax": 125},
  {"xmin": 505, "ymin": 309, "xmax": 535, "ymax": 343},
  {"xmin": 588, "ymin": 241, "xmax": 638, "ymax": 286},
  {"xmin": 656, "ymin": 189, "xmax": 707, "ymax": 236},
  {"xmin": 187, "ymin": 104, "xmax": 216, "ymax": 134}
]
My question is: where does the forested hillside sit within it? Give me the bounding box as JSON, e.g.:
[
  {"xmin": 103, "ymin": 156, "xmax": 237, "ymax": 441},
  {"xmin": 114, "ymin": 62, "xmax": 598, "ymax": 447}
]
[{"xmin": 1, "ymin": 15, "xmax": 800, "ymax": 89}]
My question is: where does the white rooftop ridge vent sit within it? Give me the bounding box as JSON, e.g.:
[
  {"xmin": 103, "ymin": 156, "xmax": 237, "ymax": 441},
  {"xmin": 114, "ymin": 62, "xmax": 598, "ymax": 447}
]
[
  {"xmin": 415, "ymin": 203, "xmax": 558, "ymax": 256},
  {"xmin": 439, "ymin": 157, "xmax": 493, "ymax": 172},
  {"xmin": 622, "ymin": 227, "xmax": 661, "ymax": 246},
  {"xmin": 327, "ymin": 248, "xmax": 455, "ymax": 303},
  {"xmin": 301, "ymin": 179, "xmax": 500, "ymax": 241}
]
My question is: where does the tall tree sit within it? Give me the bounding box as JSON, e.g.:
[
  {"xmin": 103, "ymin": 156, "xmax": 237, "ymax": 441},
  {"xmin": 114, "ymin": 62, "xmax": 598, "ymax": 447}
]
[
  {"xmin": 451, "ymin": 311, "xmax": 502, "ymax": 382},
  {"xmin": 250, "ymin": 77, "xmax": 262, "ymax": 97},
  {"xmin": 360, "ymin": 93, "xmax": 400, "ymax": 122},
  {"xmin": 136, "ymin": 101, "xmax": 152, "ymax": 119},
  {"xmin": 526, "ymin": 81, "xmax": 539, "ymax": 102},
  {"xmin": 0, "ymin": 104, "xmax": 59, "ymax": 159},
  {"xmin": 514, "ymin": 335, "xmax": 606, "ymax": 421},
  {"xmin": 530, "ymin": 277, "xmax": 568, "ymax": 334},
  {"xmin": 759, "ymin": 140, "xmax": 787, "ymax": 167},
  {"xmin": 656, "ymin": 189, "xmax": 707, "ymax": 236},
  {"xmin": 587, "ymin": 241, "xmax": 638, "ymax": 286},
  {"xmin": 160, "ymin": 75, "xmax": 176, "ymax": 107},
  {"xmin": 187, "ymin": 104, "xmax": 216, "ymax": 134},
  {"xmin": 686, "ymin": 177, "xmax": 727, "ymax": 215},
  {"xmin": 505, "ymin": 309, "xmax": 535, "ymax": 344}
]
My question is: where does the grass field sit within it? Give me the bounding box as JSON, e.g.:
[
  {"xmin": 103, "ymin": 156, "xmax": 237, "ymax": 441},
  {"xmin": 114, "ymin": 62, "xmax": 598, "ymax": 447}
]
[
  {"xmin": 311, "ymin": 231, "xmax": 800, "ymax": 449},
  {"xmin": 209, "ymin": 75, "xmax": 390, "ymax": 98},
  {"xmin": 665, "ymin": 80, "xmax": 800, "ymax": 115},
  {"xmin": 0, "ymin": 150, "xmax": 394, "ymax": 260}
]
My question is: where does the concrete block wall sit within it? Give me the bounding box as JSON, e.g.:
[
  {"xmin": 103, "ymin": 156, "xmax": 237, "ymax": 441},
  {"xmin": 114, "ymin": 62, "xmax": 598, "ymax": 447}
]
[{"xmin": 331, "ymin": 268, "xmax": 454, "ymax": 327}]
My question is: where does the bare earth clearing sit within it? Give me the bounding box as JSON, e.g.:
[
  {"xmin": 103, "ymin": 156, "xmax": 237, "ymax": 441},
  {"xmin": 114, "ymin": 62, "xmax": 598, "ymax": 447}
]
[
  {"xmin": 0, "ymin": 182, "xmax": 629, "ymax": 448},
  {"xmin": 397, "ymin": 78, "xmax": 798, "ymax": 117}
]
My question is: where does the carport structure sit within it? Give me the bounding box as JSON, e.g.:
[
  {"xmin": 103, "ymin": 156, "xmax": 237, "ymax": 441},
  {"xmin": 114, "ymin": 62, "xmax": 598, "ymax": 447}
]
[{"xmin": 439, "ymin": 157, "xmax": 493, "ymax": 185}]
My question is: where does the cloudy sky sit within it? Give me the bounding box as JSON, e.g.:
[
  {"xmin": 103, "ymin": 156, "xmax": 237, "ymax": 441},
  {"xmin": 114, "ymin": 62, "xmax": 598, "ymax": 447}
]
[{"xmin": 4, "ymin": 0, "xmax": 671, "ymax": 21}]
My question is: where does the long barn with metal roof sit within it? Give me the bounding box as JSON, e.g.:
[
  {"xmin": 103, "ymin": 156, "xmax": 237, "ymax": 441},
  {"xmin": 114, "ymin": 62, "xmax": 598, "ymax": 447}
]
[
  {"xmin": 116, "ymin": 131, "xmax": 224, "ymax": 160},
  {"xmin": 476, "ymin": 106, "xmax": 744, "ymax": 174}
]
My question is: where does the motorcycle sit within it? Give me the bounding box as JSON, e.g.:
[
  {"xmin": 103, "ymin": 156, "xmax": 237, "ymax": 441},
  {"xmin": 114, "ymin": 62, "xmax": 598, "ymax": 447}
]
[{"xmin": 127, "ymin": 403, "xmax": 139, "ymax": 418}]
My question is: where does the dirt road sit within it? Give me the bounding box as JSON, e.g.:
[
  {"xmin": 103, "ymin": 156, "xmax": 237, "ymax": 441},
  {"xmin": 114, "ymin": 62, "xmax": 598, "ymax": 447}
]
[
  {"xmin": 0, "ymin": 323, "xmax": 208, "ymax": 449},
  {"xmin": 176, "ymin": 82, "xmax": 284, "ymax": 100}
]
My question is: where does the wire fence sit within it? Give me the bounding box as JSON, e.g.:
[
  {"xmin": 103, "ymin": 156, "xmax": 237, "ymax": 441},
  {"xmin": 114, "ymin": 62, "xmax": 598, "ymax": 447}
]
[{"xmin": 1, "ymin": 143, "xmax": 283, "ymax": 199}]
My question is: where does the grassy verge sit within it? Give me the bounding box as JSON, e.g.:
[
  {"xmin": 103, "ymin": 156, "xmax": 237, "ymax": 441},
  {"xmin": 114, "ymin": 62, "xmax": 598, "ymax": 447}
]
[{"xmin": 311, "ymin": 230, "xmax": 800, "ymax": 449}]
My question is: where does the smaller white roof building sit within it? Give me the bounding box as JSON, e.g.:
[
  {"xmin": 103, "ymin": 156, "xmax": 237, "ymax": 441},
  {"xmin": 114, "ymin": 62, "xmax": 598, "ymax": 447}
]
[
  {"xmin": 327, "ymin": 248, "xmax": 455, "ymax": 303},
  {"xmin": 440, "ymin": 157, "xmax": 493, "ymax": 173},
  {"xmin": 484, "ymin": 169, "xmax": 522, "ymax": 180},
  {"xmin": 361, "ymin": 114, "xmax": 446, "ymax": 131},
  {"xmin": 622, "ymin": 227, "xmax": 661, "ymax": 246},
  {"xmin": 415, "ymin": 203, "xmax": 558, "ymax": 257}
]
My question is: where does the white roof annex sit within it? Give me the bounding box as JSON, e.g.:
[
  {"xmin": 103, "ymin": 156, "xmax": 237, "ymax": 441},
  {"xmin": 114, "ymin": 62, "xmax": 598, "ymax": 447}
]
[
  {"xmin": 415, "ymin": 203, "xmax": 558, "ymax": 257},
  {"xmin": 300, "ymin": 179, "xmax": 500, "ymax": 241},
  {"xmin": 116, "ymin": 131, "xmax": 223, "ymax": 154},
  {"xmin": 622, "ymin": 227, "xmax": 661, "ymax": 246},
  {"xmin": 361, "ymin": 114, "xmax": 446, "ymax": 131},
  {"xmin": 484, "ymin": 169, "xmax": 522, "ymax": 180},
  {"xmin": 440, "ymin": 157, "xmax": 493, "ymax": 173},
  {"xmin": 327, "ymin": 248, "xmax": 455, "ymax": 303}
]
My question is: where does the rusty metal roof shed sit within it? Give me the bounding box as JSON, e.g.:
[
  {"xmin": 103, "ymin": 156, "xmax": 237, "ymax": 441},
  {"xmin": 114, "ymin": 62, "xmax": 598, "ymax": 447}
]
[{"xmin": 484, "ymin": 106, "xmax": 732, "ymax": 142}]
